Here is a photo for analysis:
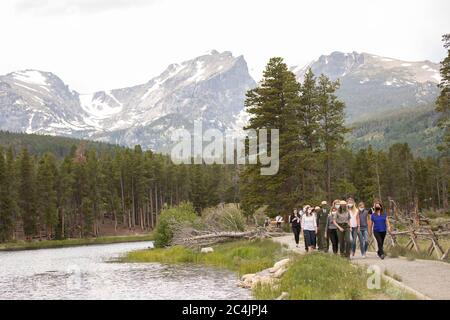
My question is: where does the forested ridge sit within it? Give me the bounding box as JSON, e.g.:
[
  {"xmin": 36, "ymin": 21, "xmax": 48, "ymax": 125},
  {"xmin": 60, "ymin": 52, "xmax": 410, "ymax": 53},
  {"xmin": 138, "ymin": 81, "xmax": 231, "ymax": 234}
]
[
  {"xmin": 347, "ymin": 105, "xmax": 444, "ymax": 157},
  {"xmin": 0, "ymin": 130, "xmax": 120, "ymax": 158}
]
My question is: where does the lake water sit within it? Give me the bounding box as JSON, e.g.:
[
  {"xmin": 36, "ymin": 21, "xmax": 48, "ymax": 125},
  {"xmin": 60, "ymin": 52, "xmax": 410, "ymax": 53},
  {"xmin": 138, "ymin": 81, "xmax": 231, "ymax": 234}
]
[{"xmin": 0, "ymin": 241, "xmax": 252, "ymax": 300}]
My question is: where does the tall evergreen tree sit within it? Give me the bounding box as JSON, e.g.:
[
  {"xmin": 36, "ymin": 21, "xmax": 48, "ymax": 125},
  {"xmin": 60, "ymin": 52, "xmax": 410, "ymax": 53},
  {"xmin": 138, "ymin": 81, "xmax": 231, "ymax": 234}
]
[
  {"xmin": 436, "ymin": 34, "xmax": 450, "ymax": 152},
  {"xmin": 17, "ymin": 148, "xmax": 37, "ymax": 239},
  {"xmin": 241, "ymin": 57, "xmax": 301, "ymax": 215},
  {"xmin": 56, "ymin": 154, "xmax": 74, "ymax": 239},
  {"xmin": 297, "ymin": 69, "xmax": 323, "ymax": 202},
  {"xmin": 0, "ymin": 148, "xmax": 15, "ymax": 241},
  {"xmin": 36, "ymin": 153, "xmax": 58, "ymax": 238},
  {"xmin": 435, "ymin": 34, "xmax": 450, "ymax": 210},
  {"xmin": 316, "ymin": 74, "xmax": 347, "ymax": 200}
]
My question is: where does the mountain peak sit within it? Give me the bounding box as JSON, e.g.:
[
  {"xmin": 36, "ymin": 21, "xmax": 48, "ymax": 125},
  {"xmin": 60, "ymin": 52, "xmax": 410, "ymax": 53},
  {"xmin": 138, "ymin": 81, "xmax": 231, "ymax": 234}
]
[
  {"xmin": 9, "ymin": 69, "xmax": 50, "ymax": 86},
  {"xmin": 293, "ymin": 51, "xmax": 440, "ymax": 83},
  {"xmin": 291, "ymin": 51, "xmax": 440, "ymax": 121}
]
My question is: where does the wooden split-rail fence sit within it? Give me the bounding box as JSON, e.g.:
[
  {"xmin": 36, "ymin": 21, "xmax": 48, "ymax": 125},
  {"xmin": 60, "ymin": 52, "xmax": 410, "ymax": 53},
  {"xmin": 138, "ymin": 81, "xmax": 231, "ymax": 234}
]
[
  {"xmin": 367, "ymin": 229, "xmax": 450, "ymax": 260},
  {"xmin": 366, "ymin": 198, "xmax": 450, "ymax": 260}
]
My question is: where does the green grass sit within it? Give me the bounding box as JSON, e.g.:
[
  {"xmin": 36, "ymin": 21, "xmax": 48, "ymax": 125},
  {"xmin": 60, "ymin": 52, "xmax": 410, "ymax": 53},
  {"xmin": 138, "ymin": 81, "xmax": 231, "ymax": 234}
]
[
  {"xmin": 253, "ymin": 253, "xmax": 382, "ymax": 300},
  {"xmin": 386, "ymin": 242, "xmax": 449, "ymax": 263},
  {"xmin": 0, "ymin": 233, "xmax": 154, "ymax": 251},
  {"xmin": 123, "ymin": 239, "xmax": 289, "ymax": 275},
  {"xmin": 253, "ymin": 252, "xmax": 417, "ymax": 300}
]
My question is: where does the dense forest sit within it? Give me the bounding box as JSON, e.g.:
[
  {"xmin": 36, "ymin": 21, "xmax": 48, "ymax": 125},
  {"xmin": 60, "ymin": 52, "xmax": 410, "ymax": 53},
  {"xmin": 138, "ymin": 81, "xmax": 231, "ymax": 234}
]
[
  {"xmin": 0, "ymin": 132, "xmax": 446, "ymax": 242},
  {"xmin": 347, "ymin": 105, "xmax": 444, "ymax": 157},
  {"xmin": 0, "ymin": 130, "xmax": 120, "ymax": 158},
  {"xmin": 0, "ymin": 34, "xmax": 449, "ymax": 243},
  {"xmin": 0, "ymin": 142, "xmax": 239, "ymax": 241}
]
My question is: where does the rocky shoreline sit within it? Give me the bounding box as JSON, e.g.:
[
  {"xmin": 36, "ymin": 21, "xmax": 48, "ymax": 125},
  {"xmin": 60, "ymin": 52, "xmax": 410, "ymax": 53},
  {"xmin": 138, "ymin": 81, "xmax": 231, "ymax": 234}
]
[{"xmin": 237, "ymin": 258, "xmax": 291, "ymax": 300}]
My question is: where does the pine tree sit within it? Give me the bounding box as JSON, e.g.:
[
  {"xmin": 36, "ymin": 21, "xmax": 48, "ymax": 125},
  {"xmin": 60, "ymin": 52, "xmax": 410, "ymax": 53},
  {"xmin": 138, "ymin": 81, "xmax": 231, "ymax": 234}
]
[
  {"xmin": 297, "ymin": 69, "xmax": 322, "ymax": 203},
  {"xmin": 351, "ymin": 146, "xmax": 379, "ymax": 204},
  {"xmin": 85, "ymin": 149, "xmax": 100, "ymax": 236},
  {"xmin": 6, "ymin": 147, "xmax": 18, "ymax": 239},
  {"xmin": 316, "ymin": 74, "xmax": 347, "ymax": 200},
  {"xmin": 17, "ymin": 148, "xmax": 37, "ymax": 239},
  {"xmin": 0, "ymin": 147, "xmax": 15, "ymax": 241},
  {"xmin": 299, "ymin": 69, "xmax": 320, "ymax": 151},
  {"xmin": 386, "ymin": 143, "xmax": 415, "ymax": 209},
  {"xmin": 56, "ymin": 155, "xmax": 74, "ymax": 239},
  {"xmin": 99, "ymin": 153, "xmax": 121, "ymax": 232},
  {"xmin": 36, "ymin": 153, "xmax": 58, "ymax": 238},
  {"xmin": 132, "ymin": 145, "xmax": 147, "ymax": 229},
  {"xmin": 435, "ymin": 34, "xmax": 450, "ymax": 210},
  {"xmin": 190, "ymin": 164, "xmax": 207, "ymax": 213},
  {"xmin": 436, "ymin": 34, "xmax": 450, "ymax": 152},
  {"xmin": 241, "ymin": 57, "xmax": 301, "ymax": 215}
]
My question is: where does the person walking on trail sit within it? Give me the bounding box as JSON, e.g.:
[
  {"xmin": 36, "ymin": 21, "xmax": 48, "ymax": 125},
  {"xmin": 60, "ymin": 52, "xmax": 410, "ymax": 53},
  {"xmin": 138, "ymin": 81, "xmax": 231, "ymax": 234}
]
[
  {"xmin": 316, "ymin": 200, "xmax": 329, "ymax": 252},
  {"xmin": 369, "ymin": 200, "xmax": 391, "ymax": 260},
  {"xmin": 347, "ymin": 198, "xmax": 360, "ymax": 257},
  {"xmin": 333, "ymin": 200, "xmax": 352, "ymax": 259},
  {"xmin": 301, "ymin": 206, "xmax": 317, "ymax": 252},
  {"xmin": 275, "ymin": 214, "xmax": 284, "ymax": 228},
  {"xmin": 325, "ymin": 199, "xmax": 340, "ymax": 254},
  {"xmin": 357, "ymin": 202, "xmax": 370, "ymax": 258},
  {"xmin": 302, "ymin": 205, "xmax": 311, "ymax": 251},
  {"xmin": 289, "ymin": 208, "xmax": 302, "ymax": 247}
]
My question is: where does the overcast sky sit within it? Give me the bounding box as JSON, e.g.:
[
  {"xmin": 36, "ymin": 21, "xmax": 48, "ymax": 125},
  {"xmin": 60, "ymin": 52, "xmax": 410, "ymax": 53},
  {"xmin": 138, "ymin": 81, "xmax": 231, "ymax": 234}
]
[{"xmin": 1, "ymin": 0, "xmax": 449, "ymax": 93}]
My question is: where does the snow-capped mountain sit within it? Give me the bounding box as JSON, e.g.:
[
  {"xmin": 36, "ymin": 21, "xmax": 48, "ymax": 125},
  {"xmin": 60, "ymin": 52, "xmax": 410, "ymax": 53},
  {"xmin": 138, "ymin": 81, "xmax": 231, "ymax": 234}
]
[
  {"xmin": 0, "ymin": 50, "xmax": 256, "ymax": 150},
  {"xmin": 0, "ymin": 50, "xmax": 441, "ymax": 151},
  {"xmin": 0, "ymin": 70, "xmax": 96, "ymax": 136},
  {"xmin": 291, "ymin": 51, "xmax": 440, "ymax": 120}
]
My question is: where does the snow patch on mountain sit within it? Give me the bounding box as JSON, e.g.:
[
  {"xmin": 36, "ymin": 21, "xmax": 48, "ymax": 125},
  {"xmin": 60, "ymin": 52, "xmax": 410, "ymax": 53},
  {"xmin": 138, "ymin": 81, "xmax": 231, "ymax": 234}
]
[
  {"xmin": 13, "ymin": 70, "xmax": 48, "ymax": 86},
  {"xmin": 79, "ymin": 92, "xmax": 123, "ymax": 120},
  {"xmin": 187, "ymin": 60, "xmax": 206, "ymax": 83}
]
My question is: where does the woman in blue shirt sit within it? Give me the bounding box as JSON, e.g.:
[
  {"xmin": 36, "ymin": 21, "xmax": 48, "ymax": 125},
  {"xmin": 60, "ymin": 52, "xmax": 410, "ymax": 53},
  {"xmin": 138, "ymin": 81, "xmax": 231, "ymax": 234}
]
[{"xmin": 369, "ymin": 200, "xmax": 391, "ymax": 259}]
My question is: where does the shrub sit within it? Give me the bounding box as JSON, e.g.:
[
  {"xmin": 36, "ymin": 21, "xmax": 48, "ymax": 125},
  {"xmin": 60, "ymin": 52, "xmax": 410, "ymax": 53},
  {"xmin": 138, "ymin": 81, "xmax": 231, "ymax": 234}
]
[
  {"xmin": 154, "ymin": 202, "xmax": 199, "ymax": 248},
  {"xmin": 252, "ymin": 205, "xmax": 268, "ymax": 227},
  {"xmin": 201, "ymin": 203, "xmax": 246, "ymax": 232}
]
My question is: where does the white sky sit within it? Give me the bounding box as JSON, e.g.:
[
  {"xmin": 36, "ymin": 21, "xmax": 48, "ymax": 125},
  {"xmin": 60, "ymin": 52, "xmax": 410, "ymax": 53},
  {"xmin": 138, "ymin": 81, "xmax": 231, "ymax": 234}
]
[{"xmin": 1, "ymin": 0, "xmax": 449, "ymax": 93}]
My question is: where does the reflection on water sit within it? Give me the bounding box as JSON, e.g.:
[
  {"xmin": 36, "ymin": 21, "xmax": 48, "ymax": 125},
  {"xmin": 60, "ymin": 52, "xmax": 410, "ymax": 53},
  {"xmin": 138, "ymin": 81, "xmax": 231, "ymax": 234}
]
[{"xmin": 0, "ymin": 241, "xmax": 252, "ymax": 300}]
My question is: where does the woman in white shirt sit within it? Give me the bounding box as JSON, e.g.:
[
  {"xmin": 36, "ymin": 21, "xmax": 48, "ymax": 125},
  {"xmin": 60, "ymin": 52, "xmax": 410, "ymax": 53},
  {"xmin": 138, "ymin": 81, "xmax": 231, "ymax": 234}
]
[
  {"xmin": 347, "ymin": 197, "xmax": 360, "ymax": 257},
  {"xmin": 301, "ymin": 206, "xmax": 318, "ymax": 252},
  {"xmin": 275, "ymin": 214, "xmax": 284, "ymax": 228}
]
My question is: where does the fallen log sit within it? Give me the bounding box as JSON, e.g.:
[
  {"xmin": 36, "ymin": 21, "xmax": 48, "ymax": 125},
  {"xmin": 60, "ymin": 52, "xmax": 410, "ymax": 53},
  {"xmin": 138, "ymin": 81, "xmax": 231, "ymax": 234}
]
[{"xmin": 171, "ymin": 228, "xmax": 273, "ymax": 248}]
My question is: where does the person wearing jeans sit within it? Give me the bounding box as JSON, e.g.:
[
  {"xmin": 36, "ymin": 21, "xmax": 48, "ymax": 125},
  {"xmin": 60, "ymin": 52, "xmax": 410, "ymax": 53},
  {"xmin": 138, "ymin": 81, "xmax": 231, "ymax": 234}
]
[
  {"xmin": 301, "ymin": 206, "xmax": 317, "ymax": 252},
  {"xmin": 369, "ymin": 200, "xmax": 391, "ymax": 259},
  {"xmin": 333, "ymin": 200, "xmax": 352, "ymax": 259},
  {"xmin": 347, "ymin": 198, "xmax": 360, "ymax": 257},
  {"xmin": 357, "ymin": 202, "xmax": 370, "ymax": 258}
]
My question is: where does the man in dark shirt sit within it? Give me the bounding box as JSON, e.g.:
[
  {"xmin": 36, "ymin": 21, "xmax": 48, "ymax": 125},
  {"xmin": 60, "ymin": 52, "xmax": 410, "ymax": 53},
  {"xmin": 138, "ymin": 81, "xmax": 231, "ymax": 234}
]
[{"xmin": 317, "ymin": 201, "xmax": 329, "ymax": 252}]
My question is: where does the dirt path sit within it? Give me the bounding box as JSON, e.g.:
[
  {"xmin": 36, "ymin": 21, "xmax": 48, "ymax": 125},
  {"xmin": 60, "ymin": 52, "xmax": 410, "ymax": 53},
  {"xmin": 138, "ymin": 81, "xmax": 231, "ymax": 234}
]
[{"xmin": 273, "ymin": 233, "xmax": 450, "ymax": 300}]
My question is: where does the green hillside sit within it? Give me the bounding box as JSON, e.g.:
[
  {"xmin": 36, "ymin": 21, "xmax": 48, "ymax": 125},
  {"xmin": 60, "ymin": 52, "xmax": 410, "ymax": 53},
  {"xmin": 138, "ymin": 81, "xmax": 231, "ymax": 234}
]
[
  {"xmin": 0, "ymin": 130, "xmax": 121, "ymax": 158},
  {"xmin": 347, "ymin": 105, "xmax": 443, "ymax": 157}
]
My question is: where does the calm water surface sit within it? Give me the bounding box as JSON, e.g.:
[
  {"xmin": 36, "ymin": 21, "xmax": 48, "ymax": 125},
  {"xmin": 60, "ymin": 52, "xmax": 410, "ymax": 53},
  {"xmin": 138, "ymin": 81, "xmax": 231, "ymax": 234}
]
[{"xmin": 0, "ymin": 241, "xmax": 252, "ymax": 300}]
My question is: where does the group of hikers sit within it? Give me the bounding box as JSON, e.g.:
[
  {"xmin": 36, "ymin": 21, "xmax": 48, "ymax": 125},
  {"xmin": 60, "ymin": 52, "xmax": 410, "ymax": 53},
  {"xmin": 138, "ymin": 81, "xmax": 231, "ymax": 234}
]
[{"xmin": 288, "ymin": 198, "xmax": 391, "ymax": 259}]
